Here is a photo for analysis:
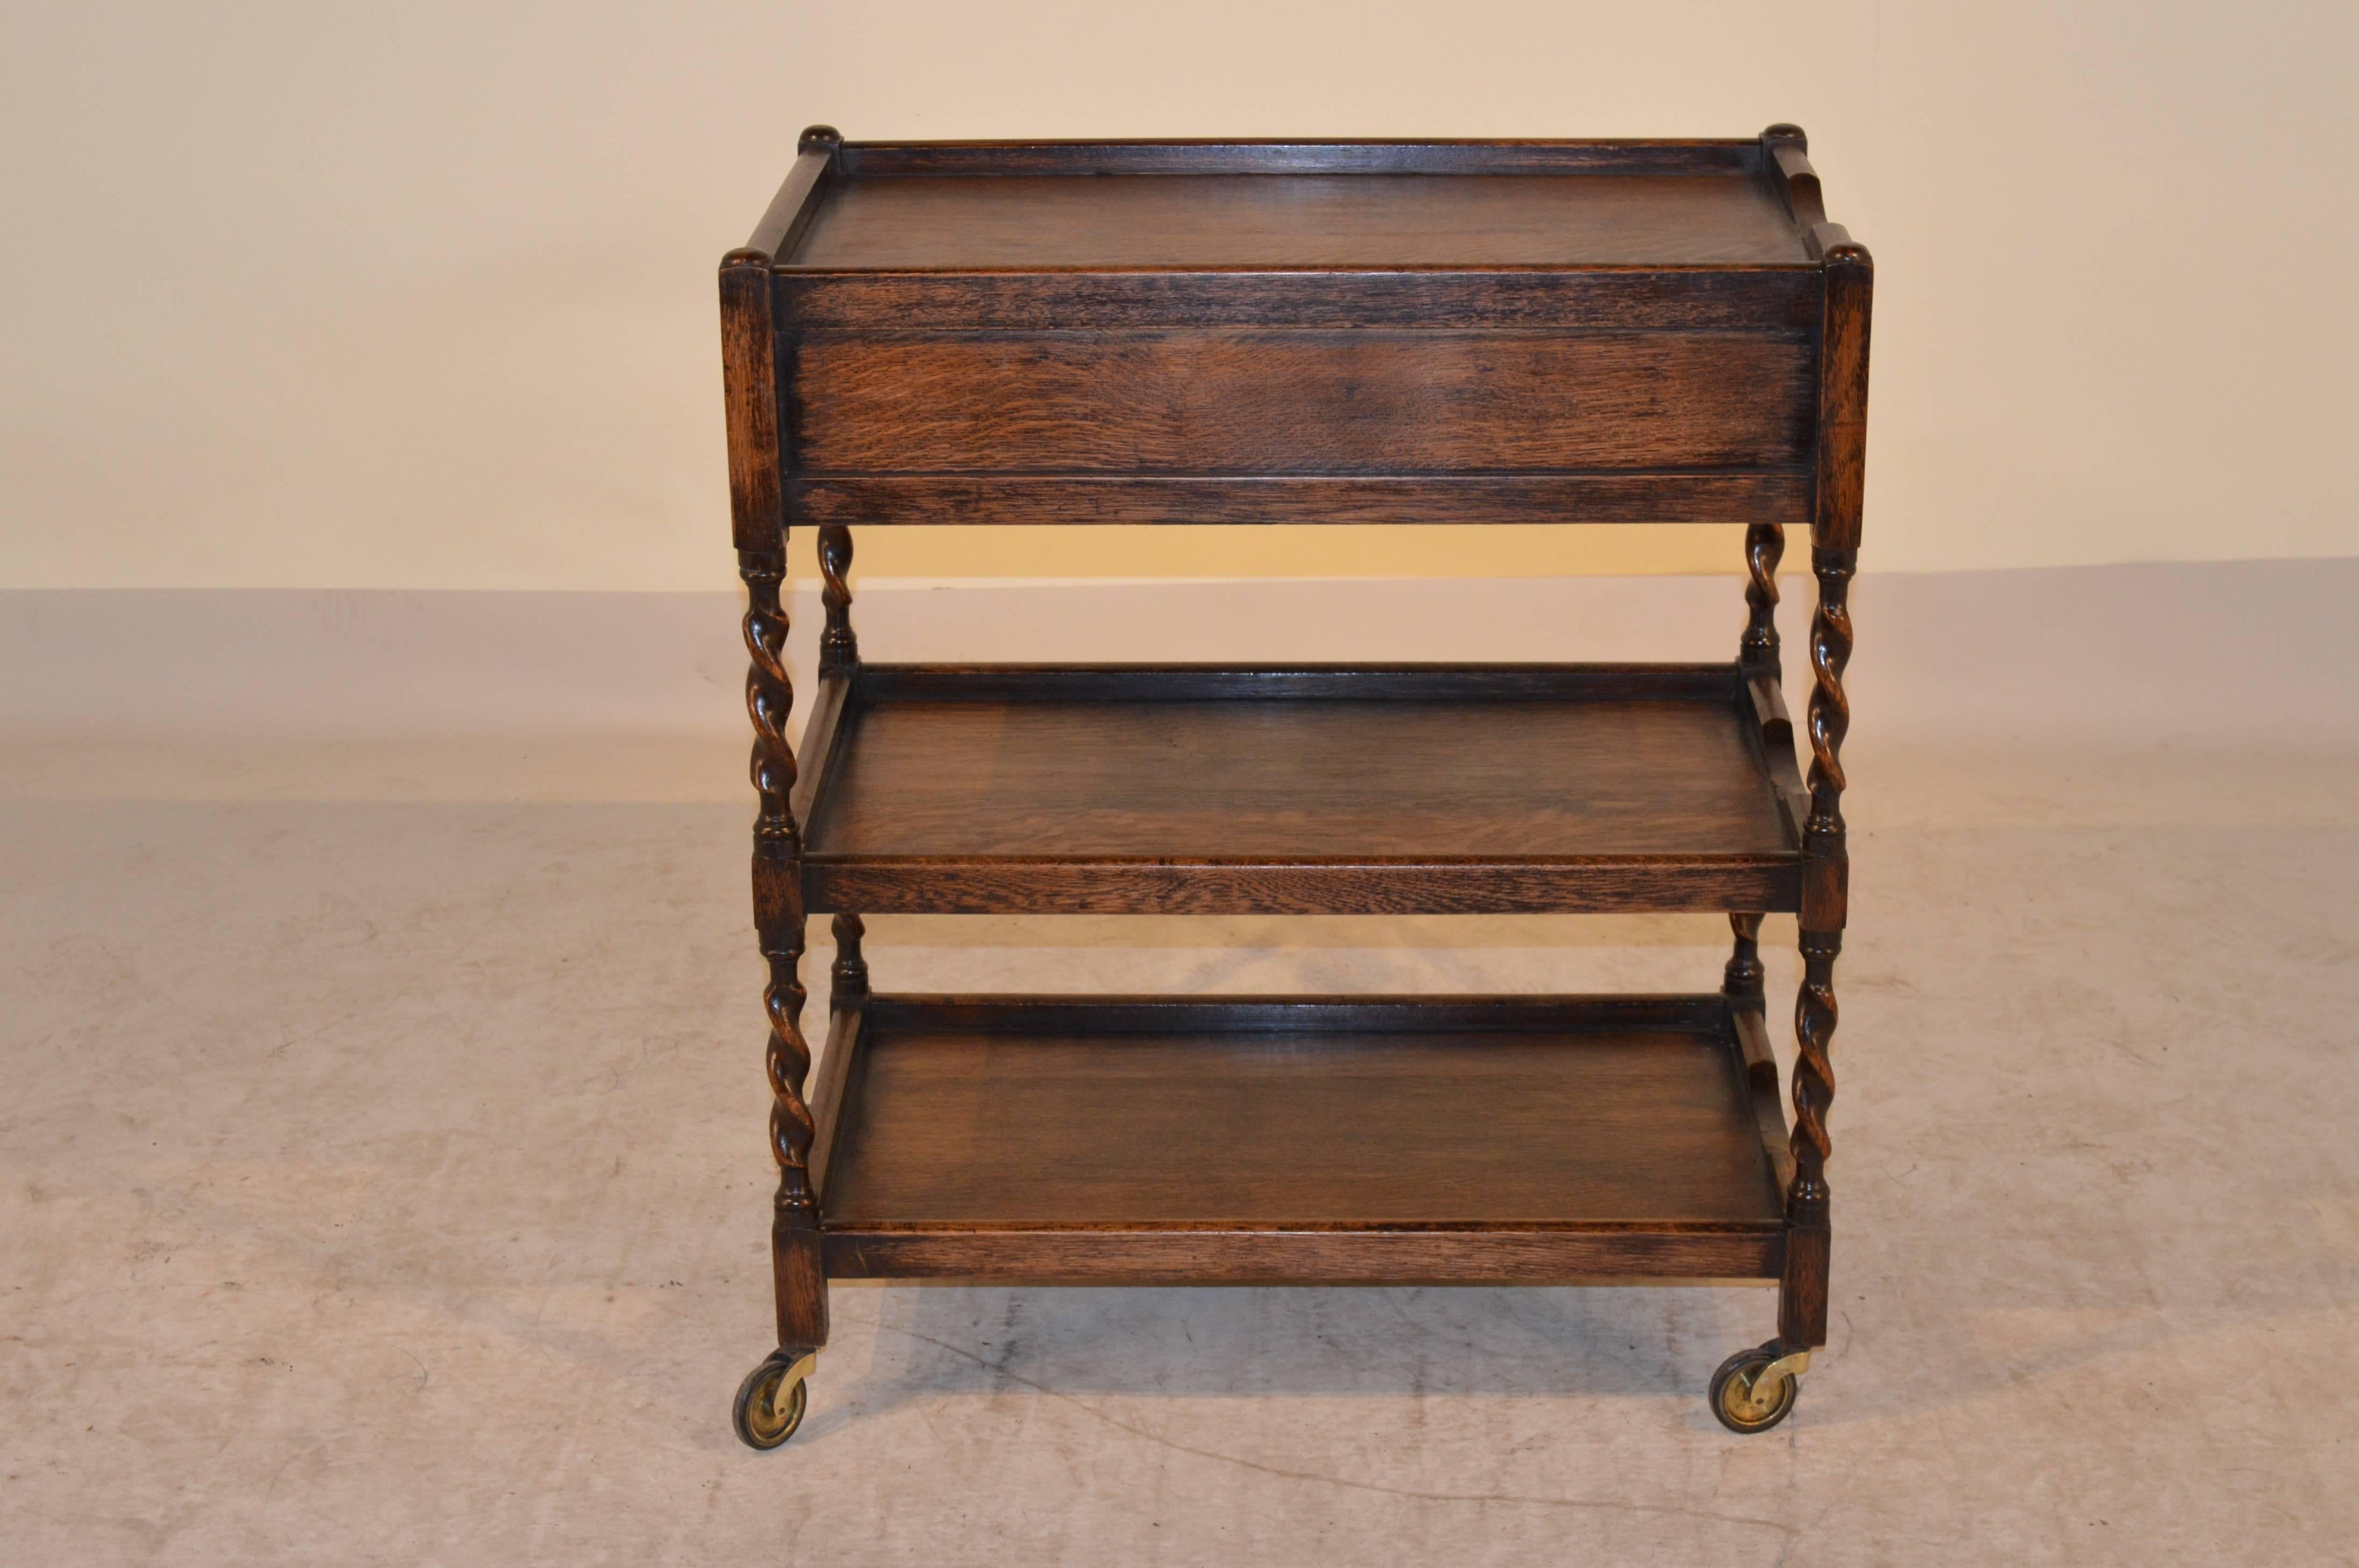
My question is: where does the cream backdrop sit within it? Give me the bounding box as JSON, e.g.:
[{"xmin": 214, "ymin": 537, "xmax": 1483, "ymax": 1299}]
[{"xmin": 4, "ymin": 0, "xmax": 2355, "ymax": 591}]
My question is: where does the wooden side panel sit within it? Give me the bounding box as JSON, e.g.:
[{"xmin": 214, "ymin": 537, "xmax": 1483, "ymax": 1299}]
[
  {"xmin": 823, "ymin": 1228, "xmax": 1781, "ymax": 1283},
  {"xmin": 717, "ymin": 262, "xmax": 781, "ymax": 551},
  {"xmin": 777, "ymin": 269, "xmax": 1822, "ymax": 334},
  {"xmin": 806, "ymin": 859, "xmax": 1801, "ymax": 917},
  {"xmin": 795, "ymin": 330, "xmax": 1813, "ymax": 475},
  {"xmin": 793, "ymin": 473, "xmax": 1809, "ymax": 528},
  {"xmin": 1814, "ymin": 246, "xmax": 1873, "ymax": 550},
  {"xmin": 835, "ymin": 138, "xmax": 1761, "ymax": 179}
]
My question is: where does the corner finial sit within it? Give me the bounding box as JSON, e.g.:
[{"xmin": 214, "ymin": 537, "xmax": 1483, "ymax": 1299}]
[
  {"xmin": 799, "ymin": 125, "xmax": 843, "ymax": 155},
  {"xmin": 1762, "ymin": 123, "xmax": 1808, "ymax": 150}
]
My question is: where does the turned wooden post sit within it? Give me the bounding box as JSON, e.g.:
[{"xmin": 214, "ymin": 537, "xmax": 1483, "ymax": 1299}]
[
  {"xmin": 818, "ymin": 497, "xmax": 864, "ymax": 1009},
  {"xmin": 1723, "ymin": 913, "xmax": 1766, "ymax": 1008},
  {"xmin": 818, "ymin": 523, "xmax": 858, "ymax": 672},
  {"xmin": 721, "ymin": 127, "xmax": 842, "ymax": 1353},
  {"xmin": 1727, "ymin": 510, "xmax": 1784, "ymax": 1010},
  {"xmin": 1779, "ymin": 188, "xmax": 1871, "ymax": 1351},
  {"xmin": 1738, "ymin": 522, "xmax": 1784, "ymax": 679}
]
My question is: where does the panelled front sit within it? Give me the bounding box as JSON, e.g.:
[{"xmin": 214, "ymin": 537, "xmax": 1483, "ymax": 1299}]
[{"xmin": 775, "ymin": 271, "xmax": 1821, "ymax": 528}]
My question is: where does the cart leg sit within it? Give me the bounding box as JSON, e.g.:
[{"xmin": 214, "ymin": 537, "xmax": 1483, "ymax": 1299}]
[
  {"xmin": 1715, "ymin": 531, "xmax": 1853, "ymax": 1432},
  {"xmin": 763, "ymin": 914, "xmax": 829, "ymax": 1332},
  {"xmin": 1779, "ymin": 543, "xmax": 1853, "ymax": 1357},
  {"xmin": 737, "ymin": 540, "xmax": 829, "ymax": 1447},
  {"xmin": 1780, "ymin": 544, "xmax": 1853, "ymax": 1353},
  {"xmin": 1779, "ymin": 926, "xmax": 1840, "ymax": 1351}
]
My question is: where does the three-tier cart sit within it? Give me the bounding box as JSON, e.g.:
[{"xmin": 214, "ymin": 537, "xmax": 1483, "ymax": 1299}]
[{"xmin": 716, "ymin": 128, "xmax": 1869, "ymax": 1443}]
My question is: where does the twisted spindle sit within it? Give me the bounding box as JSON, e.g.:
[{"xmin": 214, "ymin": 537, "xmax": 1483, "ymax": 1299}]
[
  {"xmin": 1739, "ymin": 522, "xmax": 1785, "ymax": 674},
  {"xmin": 830, "ymin": 913, "xmax": 869, "ymax": 1008},
  {"xmin": 741, "ymin": 546, "xmax": 813, "ymax": 1220},
  {"xmin": 818, "ymin": 524, "xmax": 858, "ymax": 671},
  {"xmin": 741, "ymin": 550, "xmax": 800, "ymax": 852},
  {"xmin": 1789, "ymin": 930, "xmax": 1840, "ymax": 1213},
  {"xmin": 763, "ymin": 929, "xmax": 813, "ymax": 1217},
  {"xmin": 1789, "ymin": 546, "xmax": 1854, "ymax": 1223},
  {"xmin": 1723, "ymin": 913, "xmax": 1766, "ymax": 1005},
  {"xmin": 1803, "ymin": 548, "xmax": 1854, "ymax": 847}
]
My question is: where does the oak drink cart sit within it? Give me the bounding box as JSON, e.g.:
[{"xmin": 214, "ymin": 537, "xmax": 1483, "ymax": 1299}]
[{"xmin": 716, "ymin": 130, "xmax": 1869, "ymax": 1443}]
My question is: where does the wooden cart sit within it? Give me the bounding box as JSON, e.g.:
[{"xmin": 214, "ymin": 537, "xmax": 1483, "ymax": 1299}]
[{"xmin": 716, "ymin": 129, "xmax": 1869, "ymax": 1443}]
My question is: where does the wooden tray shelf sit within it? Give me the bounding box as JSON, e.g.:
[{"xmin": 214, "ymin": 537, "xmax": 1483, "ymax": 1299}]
[
  {"xmin": 716, "ymin": 129, "xmax": 1871, "ymax": 1443},
  {"xmin": 791, "ymin": 662, "xmax": 1810, "ymax": 917},
  {"xmin": 809, "ymin": 994, "xmax": 1794, "ymax": 1285}
]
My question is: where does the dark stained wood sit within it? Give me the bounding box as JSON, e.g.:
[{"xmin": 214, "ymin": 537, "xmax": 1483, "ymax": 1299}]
[
  {"xmin": 804, "ymin": 1000, "xmax": 865, "ymax": 1203},
  {"xmin": 789, "ymin": 170, "xmax": 1810, "ymax": 269},
  {"xmin": 790, "ymin": 663, "xmax": 1803, "ymax": 916},
  {"xmin": 1781, "ymin": 924, "xmax": 1842, "ymax": 1349},
  {"xmin": 863, "ymin": 993, "xmax": 1728, "ymax": 1034},
  {"xmin": 777, "ymin": 269, "xmax": 1821, "ymax": 333},
  {"xmin": 1759, "ymin": 127, "xmax": 1824, "ymax": 231},
  {"xmin": 716, "ymin": 266, "xmax": 781, "ymax": 553},
  {"xmin": 1814, "ymin": 245, "xmax": 1874, "ymax": 551},
  {"xmin": 828, "ymin": 911, "xmax": 869, "ymax": 1006},
  {"xmin": 813, "ymin": 683, "xmax": 1785, "ymax": 862},
  {"xmin": 739, "ymin": 547, "xmax": 818, "ymax": 1299},
  {"xmin": 795, "ymin": 472, "xmax": 1810, "ymax": 529},
  {"xmin": 1729, "ymin": 1002, "xmax": 1797, "ymax": 1197},
  {"xmin": 832, "ymin": 138, "xmax": 1764, "ymax": 180},
  {"xmin": 816, "ymin": 525, "xmax": 857, "ymax": 671},
  {"xmin": 771, "ymin": 1227, "xmax": 827, "ymax": 1348},
  {"xmin": 1801, "ymin": 549, "xmax": 1855, "ymax": 932},
  {"xmin": 744, "ymin": 148, "xmax": 835, "ymax": 261},
  {"xmin": 819, "ymin": 994, "xmax": 1785, "ymax": 1261},
  {"xmin": 810, "ymin": 860, "xmax": 1801, "ymax": 918},
  {"xmin": 1779, "ymin": 1217, "xmax": 1831, "ymax": 1348},
  {"xmin": 1738, "ymin": 520, "xmax": 1784, "ymax": 673},
  {"xmin": 825, "ymin": 1229, "xmax": 1781, "ymax": 1284},
  {"xmin": 785, "ymin": 666, "xmax": 852, "ymax": 832},
  {"xmin": 794, "ymin": 331, "xmax": 1811, "ymax": 476},
  {"xmin": 1743, "ymin": 667, "xmax": 1810, "ymax": 841},
  {"xmin": 716, "ymin": 132, "xmax": 1872, "ymax": 1395},
  {"xmin": 856, "ymin": 662, "xmax": 1737, "ymax": 702}
]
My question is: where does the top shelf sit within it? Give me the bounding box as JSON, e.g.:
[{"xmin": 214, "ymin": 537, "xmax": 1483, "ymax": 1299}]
[
  {"xmin": 720, "ymin": 132, "xmax": 1872, "ymax": 541},
  {"xmin": 762, "ymin": 134, "xmax": 1845, "ymax": 274},
  {"xmin": 787, "ymin": 170, "xmax": 1811, "ymax": 271}
]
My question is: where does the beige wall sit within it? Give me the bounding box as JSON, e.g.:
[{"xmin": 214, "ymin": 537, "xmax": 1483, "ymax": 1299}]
[{"xmin": 5, "ymin": 1, "xmax": 2354, "ymax": 591}]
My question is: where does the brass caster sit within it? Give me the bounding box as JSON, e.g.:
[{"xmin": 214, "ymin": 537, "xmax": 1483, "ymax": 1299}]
[
  {"xmin": 733, "ymin": 1349, "xmax": 816, "ymax": 1450},
  {"xmin": 1709, "ymin": 1339, "xmax": 1808, "ymax": 1434}
]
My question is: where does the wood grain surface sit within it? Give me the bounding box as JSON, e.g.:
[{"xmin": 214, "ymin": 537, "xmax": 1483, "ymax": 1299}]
[
  {"xmin": 822, "ymin": 1229, "xmax": 1783, "ymax": 1284},
  {"xmin": 819, "ymin": 995, "xmax": 1786, "ymax": 1233},
  {"xmin": 794, "ymin": 330, "xmax": 1811, "ymax": 476},
  {"xmin": 786, "ymin": 172, "xmax": 1812, "ymax": 269},
  {"xmin": 792, "ymin": 664, "xmax": 1804, "ymax": 915},
  {"xmin": 790, "ymin": 473, "xmax": 1810, "ymax": 529},
  {"xmin": 716, "ymin": 132, "xmax": 1872, "ymax": 1342},
  {"xmin": 808, "ymin": 685, "xmax": 1786, "ymax": 860},
  {"xmin": 777, "ymin": 269, "xmax": 1822, "ymax": 333}
]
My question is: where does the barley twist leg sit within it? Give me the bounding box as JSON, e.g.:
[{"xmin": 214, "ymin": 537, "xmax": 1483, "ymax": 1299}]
[
  {"xmin": 1739, "ymin": 522, "xmax": 1785, "ymax": 675},
  {"xmin": 1781, "ymin": 546, "xmax": 1854, "ymax": 1350},
  {"xmin": 817, "ymin": 523, "xmax": 857, "ymax": 672},
  {"xmin": 741, "ymin": 546, "xmax": 825, "ymax": 1349}
]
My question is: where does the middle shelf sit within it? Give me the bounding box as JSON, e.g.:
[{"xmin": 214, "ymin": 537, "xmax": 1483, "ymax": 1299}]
[{"xmin": 791, "ymin": 662, "xmax": 1808, "ymax": 916}]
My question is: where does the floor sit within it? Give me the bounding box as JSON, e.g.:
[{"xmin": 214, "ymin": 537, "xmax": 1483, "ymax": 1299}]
[{"xmin": 4, "ymin": 725, "xmax": 2355, "ymax": 1566}]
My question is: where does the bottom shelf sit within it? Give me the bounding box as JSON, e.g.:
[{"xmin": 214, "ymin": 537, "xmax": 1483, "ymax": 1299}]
[{"xmin": 812, "ymin": 994, "xmax": 1793, "ymax": 1285}]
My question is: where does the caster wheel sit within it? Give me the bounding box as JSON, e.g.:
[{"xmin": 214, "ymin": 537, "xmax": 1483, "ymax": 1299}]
[
  {"xmin": 733, "ymin": 1349, "xmax": 815, "ymax": 1450},
  {"xmin": 1709, "ymin": 1339, "xmax": 1803, "ymax": 1434}
]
